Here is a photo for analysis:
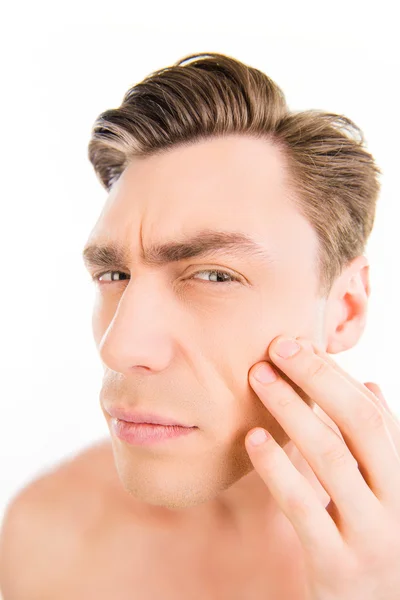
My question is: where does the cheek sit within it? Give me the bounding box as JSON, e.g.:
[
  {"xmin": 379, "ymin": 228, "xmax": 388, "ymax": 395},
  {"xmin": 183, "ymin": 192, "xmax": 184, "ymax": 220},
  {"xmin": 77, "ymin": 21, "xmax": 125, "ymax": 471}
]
[
  {"xmin": 224, "ymin": 382, "xmax": 293, "ymax": 450},
  {"xmin": 209, "ymin": 356, "xmax": 288, "ymax": 440},
  {"xmin": 249, "ymin": 283, "xmax": 321, "ymax": 347}
]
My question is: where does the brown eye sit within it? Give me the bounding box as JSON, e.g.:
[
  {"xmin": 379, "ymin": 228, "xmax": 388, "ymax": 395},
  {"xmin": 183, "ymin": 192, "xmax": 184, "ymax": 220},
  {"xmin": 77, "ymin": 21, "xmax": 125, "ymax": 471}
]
[
  {"xmin": 190, "ymin": 269, "xmax": 240, "ymax": 283},
  {"xmin": 92, "ymin": 271, "xmax": 130, "ymax": 283}
]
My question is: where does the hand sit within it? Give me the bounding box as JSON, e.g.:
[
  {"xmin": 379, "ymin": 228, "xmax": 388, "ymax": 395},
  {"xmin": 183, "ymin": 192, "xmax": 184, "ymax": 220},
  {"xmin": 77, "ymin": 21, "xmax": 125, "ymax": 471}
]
[{"xmin": 245, "ymin": 336, "xmax": 400, "ymax": 600}]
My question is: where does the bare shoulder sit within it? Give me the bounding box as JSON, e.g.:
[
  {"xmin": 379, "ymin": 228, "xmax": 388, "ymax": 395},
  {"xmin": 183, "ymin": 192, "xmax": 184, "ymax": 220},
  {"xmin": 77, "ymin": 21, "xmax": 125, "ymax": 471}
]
[
  {"xmin": 3, "ymin": 438, "xmax": 122, "ymax": 530},
  {"xmin": 0, "ymin": 438, "xmax": 124, "ymax": 598}
]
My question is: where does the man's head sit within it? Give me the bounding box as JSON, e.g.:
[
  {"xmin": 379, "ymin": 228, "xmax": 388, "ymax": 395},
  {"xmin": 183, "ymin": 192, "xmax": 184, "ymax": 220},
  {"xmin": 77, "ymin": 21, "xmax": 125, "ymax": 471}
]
[{"xmin": 83, "ymin": 52, "xmax": 380, "ymax": 510}]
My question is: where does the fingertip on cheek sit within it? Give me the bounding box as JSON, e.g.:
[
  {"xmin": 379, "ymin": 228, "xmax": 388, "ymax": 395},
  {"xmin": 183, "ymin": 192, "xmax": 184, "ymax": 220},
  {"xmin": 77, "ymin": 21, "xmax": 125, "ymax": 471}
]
[
  {"xmin": 247, "ymin": 428, "xmax": 270, "ymax": 447},
  {"xmin": 251, "ymin": 362, "xmax": 277, "ymax": 384}
]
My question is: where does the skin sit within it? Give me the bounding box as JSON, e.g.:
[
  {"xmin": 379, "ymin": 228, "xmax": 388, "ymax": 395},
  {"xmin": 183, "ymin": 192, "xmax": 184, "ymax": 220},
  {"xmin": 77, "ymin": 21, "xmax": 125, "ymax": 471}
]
[
  {"xmin": 3, "ymin": 133, "xmax": 399, "ymax": 598},
  {"xmin": 86, "ymin": 133, "xmax": 366, "ymax": 520},
  {"xmin": 246, "ymin": 338, "xmax": 400, "ymax": 598}
]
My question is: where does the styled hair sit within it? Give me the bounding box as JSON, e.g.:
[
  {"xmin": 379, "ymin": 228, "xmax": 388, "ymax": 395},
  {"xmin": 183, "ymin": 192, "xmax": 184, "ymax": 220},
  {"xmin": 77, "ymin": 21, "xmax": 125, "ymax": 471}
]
[{"xmin": 87, "ymin": 52, "xmax": 381, "ymax": 297}]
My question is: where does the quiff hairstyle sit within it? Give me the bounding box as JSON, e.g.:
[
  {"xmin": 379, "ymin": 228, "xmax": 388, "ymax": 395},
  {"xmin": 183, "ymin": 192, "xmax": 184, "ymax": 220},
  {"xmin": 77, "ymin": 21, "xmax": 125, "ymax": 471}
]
[{"xmin": 88, "ymin": 52, "xmax": 381, "ymax": 297}]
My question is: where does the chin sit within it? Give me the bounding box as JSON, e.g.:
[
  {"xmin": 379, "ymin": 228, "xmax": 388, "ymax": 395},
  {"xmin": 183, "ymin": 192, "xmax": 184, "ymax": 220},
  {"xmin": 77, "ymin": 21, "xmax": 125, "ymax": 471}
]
[{"xmin": 109, "ymin": 435, "xmax": 256, "ymax": 511}]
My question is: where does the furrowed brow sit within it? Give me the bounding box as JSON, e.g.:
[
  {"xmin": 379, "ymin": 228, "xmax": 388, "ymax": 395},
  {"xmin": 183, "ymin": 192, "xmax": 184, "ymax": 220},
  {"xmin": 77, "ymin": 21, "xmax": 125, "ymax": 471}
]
[{"xmin": 82, "ymin": 229, "xmax": 275, "ymax": 271}]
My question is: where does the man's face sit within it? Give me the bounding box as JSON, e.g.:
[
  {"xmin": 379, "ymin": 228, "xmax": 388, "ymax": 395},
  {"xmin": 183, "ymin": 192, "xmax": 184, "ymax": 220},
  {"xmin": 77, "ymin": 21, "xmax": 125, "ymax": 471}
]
[{"xmin": 83, "ymin": 134, "xmax": 327, "ymax": 510}]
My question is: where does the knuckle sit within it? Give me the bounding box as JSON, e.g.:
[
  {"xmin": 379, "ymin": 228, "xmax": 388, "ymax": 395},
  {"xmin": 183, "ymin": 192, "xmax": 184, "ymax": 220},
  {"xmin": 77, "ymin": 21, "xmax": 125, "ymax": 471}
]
[
  {"xmin": 320, "ymin": 441, "xmax": 349, "ymax": 467},
  {"xmin": 359, "ymin": 405, "xmax": 385, "ymax": 431},
  {"xmin": 286, "ymin": 493, "xmax": 304, "ymax": 515},
  {"xmin": 308, "ymin": 357, "xmax": 330, "ymax": 382},
  {"xmin": 276, "ymin": 392, "xmax": 293, "ymax": 408},
  {"xmin": 285, "ymin": 489, "xmax": 312, "ymax": 517},
  {"xmin": 359, "ymin": 542, "xmax": 388, "ymax": 571}
]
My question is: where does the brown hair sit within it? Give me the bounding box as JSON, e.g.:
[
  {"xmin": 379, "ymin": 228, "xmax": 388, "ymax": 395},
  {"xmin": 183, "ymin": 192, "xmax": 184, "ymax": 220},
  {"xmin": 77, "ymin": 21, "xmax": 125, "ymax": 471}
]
[{"xmin": 87, "ymin": 52, "xmax": 382, "ymax": 297}]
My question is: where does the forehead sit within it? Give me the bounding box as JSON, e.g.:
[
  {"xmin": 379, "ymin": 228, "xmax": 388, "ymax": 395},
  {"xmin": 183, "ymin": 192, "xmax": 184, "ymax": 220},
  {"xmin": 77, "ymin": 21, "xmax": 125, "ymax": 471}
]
[{"xmin": 87, "ymin": 135, "xmax": 318, "ymax": 265}]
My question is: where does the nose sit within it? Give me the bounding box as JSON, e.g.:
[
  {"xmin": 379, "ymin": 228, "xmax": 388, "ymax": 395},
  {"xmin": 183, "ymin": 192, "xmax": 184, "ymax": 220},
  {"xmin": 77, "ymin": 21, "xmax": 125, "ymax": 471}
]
[{"xmin": 97, "ymin": 277, "xmax": 176, "ymax": 375}]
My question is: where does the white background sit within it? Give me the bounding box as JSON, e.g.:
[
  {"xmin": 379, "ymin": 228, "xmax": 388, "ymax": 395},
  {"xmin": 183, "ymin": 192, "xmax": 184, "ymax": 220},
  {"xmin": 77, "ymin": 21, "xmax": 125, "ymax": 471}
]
[{"xmin": 1, "ymin": 1, "xmax": 399, "ymax": 530}]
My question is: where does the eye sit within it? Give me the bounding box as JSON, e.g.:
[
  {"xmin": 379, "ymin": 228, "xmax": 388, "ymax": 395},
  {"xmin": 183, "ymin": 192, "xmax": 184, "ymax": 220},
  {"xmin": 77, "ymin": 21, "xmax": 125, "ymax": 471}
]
[
  {"xmin": 189, "ymin": 269, "xmax": 240, "ymax": 284},
  {"xmin": 91, "ymin": 269, "xmax": 240, "ymax": 285},
  {"xmin": 91, "ymin": 271, "xmax": 130, "ymax": 283}
]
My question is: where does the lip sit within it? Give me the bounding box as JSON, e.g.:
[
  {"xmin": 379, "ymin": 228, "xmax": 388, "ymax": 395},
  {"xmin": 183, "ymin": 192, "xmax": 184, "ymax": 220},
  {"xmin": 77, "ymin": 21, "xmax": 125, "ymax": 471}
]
[
  {"xmin": 105, "ymin": 406, "xmax": 195, "ymax": 428},
  {"xmin": 110, "ymin": 419, "xmax": 197, "ymax": 446}
]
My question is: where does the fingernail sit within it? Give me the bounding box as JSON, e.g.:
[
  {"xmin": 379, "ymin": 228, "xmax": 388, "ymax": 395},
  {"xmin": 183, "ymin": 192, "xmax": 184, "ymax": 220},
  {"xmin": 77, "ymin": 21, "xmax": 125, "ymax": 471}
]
[
  {"xmin": 275, "ymin": 338, "xmax": 300, "ymax": 358},
  {"xmin": 248, "ymin": 428, "xmax": 269, "ymax": 446},
  {"xmin": 252, "ymin": 362, "xmax": 277, "ymax": 383}
]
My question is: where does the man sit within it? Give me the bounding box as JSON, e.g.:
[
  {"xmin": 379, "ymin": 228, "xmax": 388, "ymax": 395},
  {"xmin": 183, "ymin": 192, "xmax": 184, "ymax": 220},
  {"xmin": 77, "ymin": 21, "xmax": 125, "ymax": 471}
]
[{"xmin": 1, "ymin": 52, "xmax": 400, "ymax": 599}]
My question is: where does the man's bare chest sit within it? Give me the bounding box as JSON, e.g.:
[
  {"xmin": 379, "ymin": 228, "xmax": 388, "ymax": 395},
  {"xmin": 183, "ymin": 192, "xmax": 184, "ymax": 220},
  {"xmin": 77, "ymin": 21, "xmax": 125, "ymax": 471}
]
[{"xmin": 54, "ymin": 525, "xmax": 306, "ymax": 600}]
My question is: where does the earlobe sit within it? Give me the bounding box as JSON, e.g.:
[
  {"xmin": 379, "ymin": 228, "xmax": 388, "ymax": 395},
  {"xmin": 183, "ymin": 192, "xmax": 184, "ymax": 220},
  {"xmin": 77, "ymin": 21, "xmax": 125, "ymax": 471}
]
[{"xmin": 326, "ymin": 330, "xmax": 347, "ymax": 355}]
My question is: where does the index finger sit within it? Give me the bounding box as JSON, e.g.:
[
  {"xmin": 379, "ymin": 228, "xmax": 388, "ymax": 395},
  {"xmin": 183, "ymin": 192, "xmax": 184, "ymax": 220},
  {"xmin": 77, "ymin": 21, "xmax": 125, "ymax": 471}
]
[{"xmin": 267, "ymin": 336, "xmax": 400, "ymax": 506}]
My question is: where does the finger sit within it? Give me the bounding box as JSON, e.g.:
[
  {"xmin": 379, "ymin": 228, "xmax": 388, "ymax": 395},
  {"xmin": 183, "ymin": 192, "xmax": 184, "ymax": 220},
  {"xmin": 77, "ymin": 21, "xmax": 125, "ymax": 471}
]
[
  {"xmin": 363, "ymin": 381, "xmax": 400, "ymax": 457},
  {"xmin": 363, "ymin": 381, "xmax": 400, "ymax": 424},
  {"xmin": 249, "ymin": 361, "xmax": 380, "ymax": 526},
  {"xmin": 245, "ymin": 427, "xmax": 346, "ymax": 565},
  {"xmin": 312, "ymin": 344, "xmax": 400, "ymax": 454},
  {"xmin": 267, "ymin": 336, "xmax": 400, "ymax": 509},
  {"xmin": 364, "ymin": 382, "xmax": 388, "ymax": 407}
]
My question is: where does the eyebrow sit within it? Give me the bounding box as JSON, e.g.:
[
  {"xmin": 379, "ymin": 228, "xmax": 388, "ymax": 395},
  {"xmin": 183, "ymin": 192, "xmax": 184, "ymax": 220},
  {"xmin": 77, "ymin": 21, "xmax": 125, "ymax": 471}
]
[{"xmin": 82, "ymin": 229, "xmax": 276, "ymax": 271}]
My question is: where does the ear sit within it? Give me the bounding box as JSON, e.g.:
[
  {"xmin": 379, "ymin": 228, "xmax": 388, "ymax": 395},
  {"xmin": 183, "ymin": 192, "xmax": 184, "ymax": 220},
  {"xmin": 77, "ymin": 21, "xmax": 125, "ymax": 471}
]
[{"xmin": 325, "ymin": 255, "xmax": 370, "ymax": 354}]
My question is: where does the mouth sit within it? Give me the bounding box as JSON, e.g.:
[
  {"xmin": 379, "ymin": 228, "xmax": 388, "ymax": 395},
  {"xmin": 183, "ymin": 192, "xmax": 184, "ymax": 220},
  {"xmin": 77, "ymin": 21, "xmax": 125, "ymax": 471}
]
[
  {"xmin": 110, "ymin": 419, "xmax": 198, "ymax": 446},
  {"xmin": 105, "ymin": 406, "xmax": 196, "ymax": 428}
]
